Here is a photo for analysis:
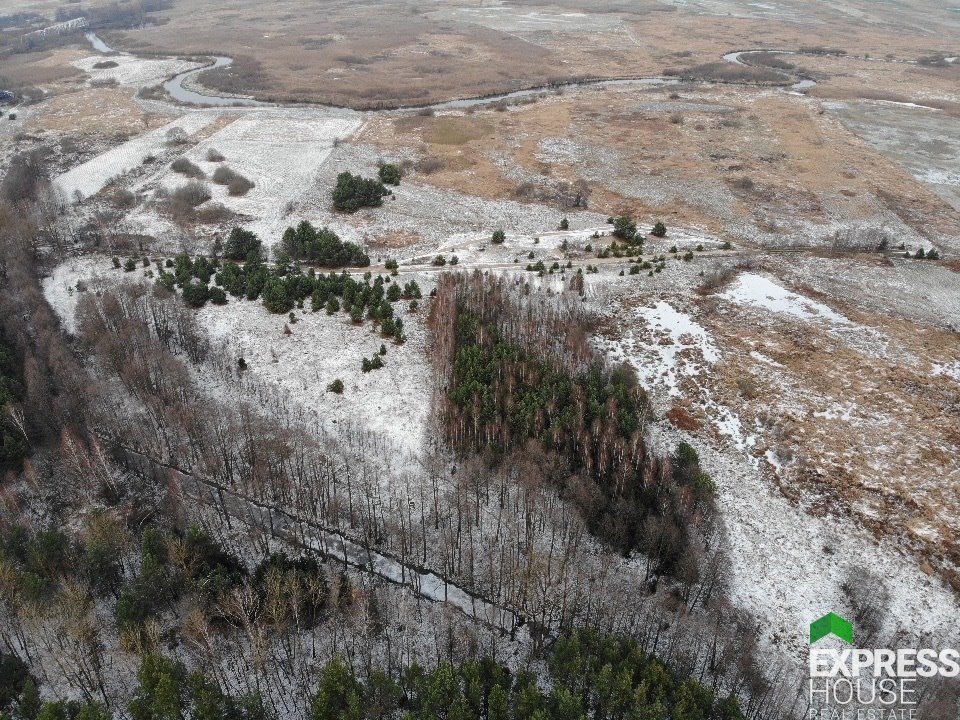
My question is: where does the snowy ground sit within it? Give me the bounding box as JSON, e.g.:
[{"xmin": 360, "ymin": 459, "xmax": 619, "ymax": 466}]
[
  {"xmin": 41, "ymin": 255, "xmax": 154, "ymax": 334},
  {"xmin": 72, "ymin": 54, "xmax": 201, "ymax": 88},
  {"xmin": 54, "ymin": 110, "xmax": 222, "ymax": 201},
  {"xmin": 193, "ymin": 274, "xmax": 434, "ymax": 462},
  {"xmin": 148, "ymin": 109, "xmax": 363, "ymax": 242},
  {"xmin": 603, "ymin": 282, "xmax": 960, "ymax": 664},
  {"xmin": 719, "ymin": 272, "xmax": 852, "ymax": 326}
]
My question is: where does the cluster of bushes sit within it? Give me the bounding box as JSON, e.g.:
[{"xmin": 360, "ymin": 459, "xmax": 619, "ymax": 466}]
[
  {"xmin": 0, "ymin": 331, "xmax": 28, "ymax": 469},
  {"xmin": 280, "ymin": 220, "xmax": 369, "ymax": 267},
  {"xmin": 222, "ymin": 227, "xmax": 263, "ymax": 261},
  {"xmin": 114, "ymin": 526, "xmax": 246, "ymax": 629},
  {"xmin": 171, "ymin": 157, "xmax": 205, "ymax": 179},
  {"xmin": 0, "ymin": 523, "xmax": 126, "ymax": 605},
  {"xmin": 115, "ymin": 527, "xmax": 338, "ymax": 635},
  {"xmin": 0, "ymin": 663, "xmax": 108, "ymax": 720},
  {"xmin": 161, "ymin": 251, "xmax": 417, "ymax": 339},
  {"xmin": 361, "ymin": 354, "xmax": 385, "ymax": 373},
  {"xmin": 332, "ymin": 171, "xmax": 390, "ymax": 212},
  {"xmin": 306, "ymin": 629, "xmax": 744, "ymax": 720},
  {"xmin": 212, "ymin": 165, "xmax": 255, "ymax": 196},
  {"xmin": 156, "ymin": 254, "xmax": 227, "ymax": 307},
  {"xmin": 908, "ymin": 247, "xmax": 941, "ymax": 260},
  {"xmin": 608, "ymin": 216, "xmax": 639, "ymax": 242}
]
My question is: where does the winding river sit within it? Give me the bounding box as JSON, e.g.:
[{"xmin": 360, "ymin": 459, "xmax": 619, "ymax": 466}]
[{"xmin": 86, "ymin": 31, "xmax": 817, "ymax": 112}]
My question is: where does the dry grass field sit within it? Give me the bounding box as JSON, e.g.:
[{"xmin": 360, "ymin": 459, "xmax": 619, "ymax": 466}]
[
  {"xmin": 67, "ymin": 0, "xmax": 959, "ymax": 108},
  {"xmin": 360, "ymin": 83, "xmax": 960, "ymax": 248}
]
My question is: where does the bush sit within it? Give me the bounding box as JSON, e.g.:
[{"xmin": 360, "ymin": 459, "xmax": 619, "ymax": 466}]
[
  {"xmin": 491, "ymin": 229, "xmax": 506, "ymax": 244},
  {"xmin": 205, "ymin": 148, "xmax": 225, "ymax": 162},
  {"xmin": 559, "ymin": 217, "xmax": 569, "ymax": 230},
  {"xmin": 0, "ymin": 653, "xmax": 30, "ymax": 709},
  {"xmin": 361, "ymin": 354, "xmax": 384, "ymax": 373},
  {"xmin": 612, "ymin": 216, "xmax": 637, "ymax": 241},
  {"xmin": 212, "ymin": 166, "xmax": 254, "ymax": 196},
  {"xmin": 170, "ymin": 157, "xmax": 205, "ymax": 179},
  {"xmin": 327, "ymin": 379, "xmax": 344, "ymax": 394},
  {"xmin": 332, "ymin": 172, "xmax": 390, "ymax": 212},
  {"xmin": 227, "ymin": 177, "xmax": 254, "ymax": 196},
  {"xmin": 124, "ymin": 258, "xmax": 136, "ymax": 272},
  {"xmin": 378, "ymin": 163, "xmax": 401, "ymax": 185},
  {"xmin": 223, "ymin": 227, "xmax": 262, "ymax": 261},
  {"xmin": 416, "ymin": 155, "xmax": 446, "ymax": 174},
  {"xmin": 651, "ymin": 221, "xmax": 667, "ymax": 238},
  {"xmin": 171, "ymin": 180, "xmax": 210, "ymax": 207},
  {"xmin": 432, "ymin": 255, "xmax": 447, "ymax": 266}
]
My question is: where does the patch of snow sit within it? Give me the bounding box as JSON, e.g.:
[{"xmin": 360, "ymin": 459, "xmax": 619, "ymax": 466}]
[
  {"xmin": 720, "ymin": 272, "xmax": 852, "ymax": 326},
  {"xmin": 615, "ymin": 301, "xmax": 719, "ymax": 397},
  {"xmin": 932, "ymin": 360, "xmax": 960, "ymax": 382}
]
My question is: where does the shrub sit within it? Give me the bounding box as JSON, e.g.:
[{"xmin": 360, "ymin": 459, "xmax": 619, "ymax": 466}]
[
  {"xmin": 171, "ymin": 180, "xmax": 210, "ymax": 207},
  {"xmin": 112, "ymin": 256, "xmax": 121, "ymax": 269},
  {"xmin": 416, "ymin": 155, "xmax": 446, "ymax": 174},
  {"xmin": 432, "ymin": 255, "xmax": 447, "ymax": 266},
  {"xmin": 361, "ymin": 354, "xmax": 384, "ymax": 372},
  {"xmin": 378, "ymin": 163, "xmax": 402, "ymax": 185},
  {"xmin": 612, "ymin": 216, "xmax": 637, "ymax": 241},
  {"xmin": 170, "ymin": 157, "xmax": 205, "ymax": 179},
  {"xmin": 212, "ymin": 166, "xmax": 254, "ymax": 195},
  {"xmin": 327, "ymin": 379, "xmax": 344, "ymax": 394},
  {"xmin": 205, "ymin": 148, "xmax": 225, "ymax": 162},
  {"xmin": 491, "ymin": 229, "xmax": 506, "ymax": 244},
  {"xmin": 559, "ymin": 217, "xmax": 569, "ymax": 230},
  {"xmin": 332, "ymin": 171, "xmax": 390, "ymax": 212},
  {"xmin": 651, "ymin": 221, "xmax": 667, "ymax": 237},
  {"xmin": 0, "ymin": 653, "xmax": 30, "ymax": 708},
  {"xmin": 124, "ymin": 258, "xmax": 136, "ymax": 272}
]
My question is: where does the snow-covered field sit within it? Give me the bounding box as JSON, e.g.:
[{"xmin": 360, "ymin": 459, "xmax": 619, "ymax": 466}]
[
  {"xmin": 54, "ymin": 110, "xmax": 221, "ymax": 200},
  {"xmin": 610, "ymin": 300, "xmax": 719, "ymax": 397},
  {"xmin": 153, "ymin": 109, "xmax": 363, "ymax": 242},
  {"xmin": 72, "ymin": 54, "xmax": 200, "ymax": 88},
  {"xmin": 194, "ymin": 276, "xmax": 434, "ymax": 461}
]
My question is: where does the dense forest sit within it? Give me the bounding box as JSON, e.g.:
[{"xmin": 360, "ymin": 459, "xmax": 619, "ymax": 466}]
[{"xmin": 429, "ymin": 274, "xmax": 716, "ymax": 576}]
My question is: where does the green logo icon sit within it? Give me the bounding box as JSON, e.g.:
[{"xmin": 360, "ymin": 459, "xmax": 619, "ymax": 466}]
[{"xmin": 810, "ymin": 613, "xmax": 853, "ymax": 644}]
